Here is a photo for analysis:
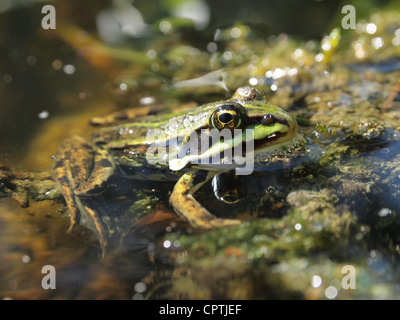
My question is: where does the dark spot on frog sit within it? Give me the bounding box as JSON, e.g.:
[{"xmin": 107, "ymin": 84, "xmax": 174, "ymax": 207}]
[
  {"xmin": 53, "ymin": 160, "xmax": 64, "ymax": 169},
  {"xmin": 59, "ymin": 175, "xmax": 69, "ymax": 184},
  {"xmin": 98, "ymin": 159, "xmax": 113, "ymax": 168}
]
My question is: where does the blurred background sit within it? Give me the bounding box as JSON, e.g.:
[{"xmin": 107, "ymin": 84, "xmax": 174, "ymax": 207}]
[{"xmin": 0, "ymin": 0, "xmax": 386, "ymax": 168}]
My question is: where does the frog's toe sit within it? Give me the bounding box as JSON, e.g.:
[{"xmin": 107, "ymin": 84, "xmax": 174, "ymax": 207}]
[
  {"xmin": 199, "ymin": 217, "xmax": 241, "ymax": 230},
  {"xmin": 84, "ymin": 206, "xmax": 109, "ymax": 257},
  {"xmin": 66, "ymin": 221, "xmax": 77, "ymax": 234},
  {"xmin": 182, "ymin": 213, "xmax": 241, "ymax": 230}
]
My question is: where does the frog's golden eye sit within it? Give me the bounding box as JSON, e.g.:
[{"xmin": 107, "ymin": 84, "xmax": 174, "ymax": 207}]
[{"xmin": 210, "ymin": 103, "xmax": 245, "ymax": 131}]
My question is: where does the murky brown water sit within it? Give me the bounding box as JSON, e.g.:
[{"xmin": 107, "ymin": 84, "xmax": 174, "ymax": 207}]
[{"xmin": 0, "ymin": 1, "xmax": 167, "ymax": 299}]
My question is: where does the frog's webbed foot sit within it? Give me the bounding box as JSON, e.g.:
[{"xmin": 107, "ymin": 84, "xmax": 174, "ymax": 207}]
[
  {"xmin": 53, "ymin": 136, "xmax": 115, "ymax": 256},
  {"xmin": 58, "ymin": 189, "xmax": 109, "ymax": 257},
  {"xmin": 170, "ymin": 171, "xmax": 241, "ymax": 229},
  {"xmin": 79, "ymin": 203, "xmax": 109, "ymax": 257}
]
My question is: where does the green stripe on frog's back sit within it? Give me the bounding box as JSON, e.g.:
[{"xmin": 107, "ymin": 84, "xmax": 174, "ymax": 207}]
[
  {"xmin": 93, "ymin": 103, "xmax": 218, "ymax": 149},
  {"xmin": 94, "ymin": 101, "xmax": 291, "ymax": 148},
  {"xmin": 242, "ymin": 101, "xmax": 292, "ymax": 119}
]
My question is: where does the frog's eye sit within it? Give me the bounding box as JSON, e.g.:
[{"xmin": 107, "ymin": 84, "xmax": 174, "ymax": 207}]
[{"xmin": 210, "ymin": 103, "xmax": 245, "ymax": 131}]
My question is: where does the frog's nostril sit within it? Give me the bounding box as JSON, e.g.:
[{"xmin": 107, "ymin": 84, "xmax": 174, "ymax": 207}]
[{"xmin": 261, "ymin": 114, "xmax": 275, "ymax": 125}]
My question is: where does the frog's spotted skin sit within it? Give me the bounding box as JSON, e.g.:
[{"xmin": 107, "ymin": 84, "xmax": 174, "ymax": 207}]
[
  {"xmin": 53, "ymin": 86, "xmax": 299, "ymax": 255},
  {"xmin": 53, "ymin": 136, "xmax": 115, "ymax": 251}
]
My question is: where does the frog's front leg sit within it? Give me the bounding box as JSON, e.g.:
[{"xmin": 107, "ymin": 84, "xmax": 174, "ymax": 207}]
[
  {"xmin": 170, "ymin": 171, "xmax": 241, "ymax": 229},
  {"xmin": 53, "ymin": 136, "xmax": 115, "ymax": 256}
]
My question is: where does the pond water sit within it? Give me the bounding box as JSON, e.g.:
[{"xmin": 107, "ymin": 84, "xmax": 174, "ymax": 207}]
[{"xmin": 2, "ymin": 0, "xmax": 400, "ymax": 300}]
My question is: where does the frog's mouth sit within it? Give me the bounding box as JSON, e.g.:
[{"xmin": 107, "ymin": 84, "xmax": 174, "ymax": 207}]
[
  {"xmin": 252, "ymin": 115, "xmax": 299, "ymax": 153},
  {"xmin": 253, "ymin": 131, "xmax": 288, "ymax": 151},
  {"xmin": 247, "ymin": 116, "xmax": 290, "ymax": 127}
]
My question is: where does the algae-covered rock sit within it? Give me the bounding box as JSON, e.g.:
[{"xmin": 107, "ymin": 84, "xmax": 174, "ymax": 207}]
[{"xmin": 163, "ymin": 190, "xmax": 359, "ymax": 299}]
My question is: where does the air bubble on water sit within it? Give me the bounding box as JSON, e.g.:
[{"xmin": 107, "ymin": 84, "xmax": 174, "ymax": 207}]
[
  {"xmin": 132, "ymin": 293, "xmax": 144, "ymax": 300},
  {"xmin": 230, "ymin": 27, "xmax": 241, "ymax": 39},
  {"xmin": 21, "ymin": 255, "xmax": 31, "ymax": 264},
  {"xmin": 392, "ymin": 37, "xmax": 400, "ymax": 46},
  {"xmin": 365, "ymin": 23, "xmax": 377, "ymax": 34},
  {"xmin": 26, "ymin": 55, "xmax": 37, "ymax": 66},
  {"xmin": 140, "ymin": 96, "xmax": 155, "ymax": 105},
  {"xmin": 151, "ymin": 63, "xmax": 160, "ymax": 72},
  {"xmin": 119, "ymin": 83, "xmax": 128, "ymax": 91},
  {"xmin": 159, "ymin": 20, "xmax": 172, "ymax": 34},
  {"xmin": 371, "ymin": 37, "xmax": 384, "ymax": 50},
  {"xmin": 256, "ymin": 153, "xmax": 271, "ymax": 166},
  {"xmin": 265, "ymin": 70, "xmax": 273, "ymax": 78},
  {"xmin": 315, "ymin": 53, "xmax": 324, "ymax": 62},
  {"xmin": 207, "ymin": 42, "xmax": 217, "ymax": 53},
  {"xmin": 223, "ymin": 51, "xmax": 232, "ymax": 61},
  {"xmin": 3, "ymin": 74, "xmax": 13, "ymax": 83},
  {"xmin": 146, "ymin": 49, "xmax": 157, "ymax": 60},
  {"xmin": 291, "ymin": 48, "xmax": 303, "ymax": 60},
  {"xmin": 38, "ymin": 110, "xmax": 49, "ymax": 119},
  {"xmin": 378, "ymin": 208, "xmax": 391, "ymax": 217},
  {"xmin": 163, "ymin": 240, "xmax": 171, "ymax": 248},
  {"xmin": 311, "ymin": 275, "xmax": 322, "ymax": 288},
  {"xmin": 325, "ymin": 286, "xmax": 338, "ymax": 299},
  {"xmin": 249, "ymin": 77, "xmax": 258, "ymax": 85},
  {"xmin": 313, "ymin": 223, "xmax": 323, "ymax": 232},
  {"xmin": 63, "ymin": 64, "xmax": 76, "ymax": 75},
  {"xmin": 52, "ymin": 59, "xmax": 63, "ymax": 70},
  {"xmin": 134, "ymin": 282, "xmax": 146, "ymax": 293},
  {"xmin": 173, "ymin": 240, "xmax": 181, "ymax": 248}
]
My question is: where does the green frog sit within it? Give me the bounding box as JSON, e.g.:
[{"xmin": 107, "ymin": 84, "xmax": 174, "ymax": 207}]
[{"xmin": 53, "ymin": 86, "xmax": 300, "ymax": 255}]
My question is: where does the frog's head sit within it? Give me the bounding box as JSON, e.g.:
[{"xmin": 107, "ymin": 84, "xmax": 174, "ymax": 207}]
[
  {"xmin": 209, "ymin": 86, "xmax": 298, "ymax": 154},
  {"xmin": 168, "ymin": 86, "xmax": 298, "ymax": 172}
]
